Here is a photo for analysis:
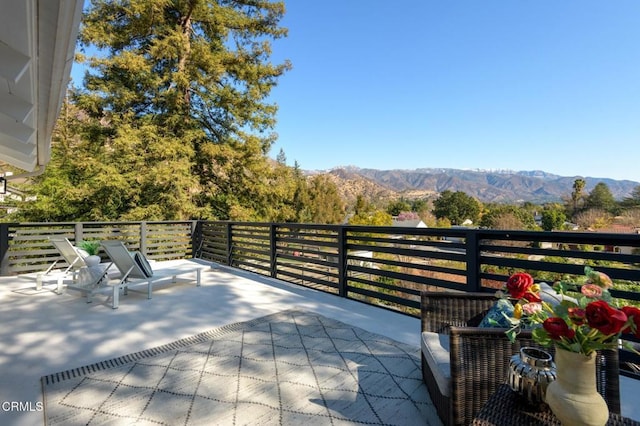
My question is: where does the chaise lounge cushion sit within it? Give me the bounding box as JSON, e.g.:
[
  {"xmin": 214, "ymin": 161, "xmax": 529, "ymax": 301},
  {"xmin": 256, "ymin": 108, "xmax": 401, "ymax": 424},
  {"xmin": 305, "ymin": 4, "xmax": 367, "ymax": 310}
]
[
  {"xmin": 421, "ymin": 331, "xmax": 451, "ymax": 397},
  {"xmin": 133, "ymin": 251, "xmax": 153, "ymax": 278}
]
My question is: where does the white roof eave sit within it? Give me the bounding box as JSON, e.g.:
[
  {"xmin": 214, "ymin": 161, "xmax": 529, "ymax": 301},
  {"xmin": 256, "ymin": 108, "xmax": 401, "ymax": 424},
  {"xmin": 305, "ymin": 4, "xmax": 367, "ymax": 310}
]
[{"xmin": 0, "ymin": 0, "xmax": 83, "ymax": 175}]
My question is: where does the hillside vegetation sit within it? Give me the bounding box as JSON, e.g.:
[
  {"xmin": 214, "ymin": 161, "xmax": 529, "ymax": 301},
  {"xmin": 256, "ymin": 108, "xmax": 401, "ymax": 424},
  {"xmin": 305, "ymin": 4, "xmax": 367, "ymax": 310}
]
[{"xmin": 318, "ymin": 167, "xmax": 638, "ymax": 204}]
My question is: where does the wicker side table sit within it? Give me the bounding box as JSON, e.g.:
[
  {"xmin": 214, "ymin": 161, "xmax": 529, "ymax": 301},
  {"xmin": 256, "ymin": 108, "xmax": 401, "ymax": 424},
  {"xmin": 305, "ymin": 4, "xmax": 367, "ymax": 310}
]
[{"xmin": 471, "ymin": 384, "xmax": 640, "ymax": 426}]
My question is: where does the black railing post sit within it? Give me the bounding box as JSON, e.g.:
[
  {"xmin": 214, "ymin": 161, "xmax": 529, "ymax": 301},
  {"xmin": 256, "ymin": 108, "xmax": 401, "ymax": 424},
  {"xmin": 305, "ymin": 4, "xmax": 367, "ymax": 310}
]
[
  {"xmin": 0, "ymin": 223, "xmax": 11, "ymax": 276},
  {"xmin": 337, "ymin": 226, "xmax": 347, "ymax": 298},
  {"xmin": 140, "ymin": 221, "xmax": 147, "ymax": 255},
  {"xmin": 466, "ymin": 230, "xmax": 481, "ymax": 291},
  {"xmin": 270, "ymin": 224, "xmax": 277, "ymax": 278},
  {"xmin": 191, "ymin": 220, "xmax": 201, "ymax": 258},
  {"xmin": 226, "ymin": 222, "xmax": 233, "ymax": 266}
]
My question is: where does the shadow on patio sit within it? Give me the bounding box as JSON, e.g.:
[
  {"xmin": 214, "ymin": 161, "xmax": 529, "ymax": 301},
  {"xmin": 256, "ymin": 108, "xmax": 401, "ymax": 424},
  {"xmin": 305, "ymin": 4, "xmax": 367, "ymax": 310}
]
[{"xmin": 0, "ymin": 261, "xmax": 436, "ymax": 425}]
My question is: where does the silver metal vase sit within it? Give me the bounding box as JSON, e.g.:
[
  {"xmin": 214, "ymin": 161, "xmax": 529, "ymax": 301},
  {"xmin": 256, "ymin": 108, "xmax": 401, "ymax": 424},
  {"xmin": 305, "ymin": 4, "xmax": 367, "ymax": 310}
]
[{"xmin": 507, "ymin": 346, "xmax": 557, "ymax": 406}]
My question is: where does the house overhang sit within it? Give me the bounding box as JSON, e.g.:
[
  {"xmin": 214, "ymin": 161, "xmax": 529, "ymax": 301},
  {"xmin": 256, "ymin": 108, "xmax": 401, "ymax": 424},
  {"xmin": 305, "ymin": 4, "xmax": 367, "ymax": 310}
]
[{"xmin": 0, "ymin": 0, "xmax": 83, "ymax": 175}]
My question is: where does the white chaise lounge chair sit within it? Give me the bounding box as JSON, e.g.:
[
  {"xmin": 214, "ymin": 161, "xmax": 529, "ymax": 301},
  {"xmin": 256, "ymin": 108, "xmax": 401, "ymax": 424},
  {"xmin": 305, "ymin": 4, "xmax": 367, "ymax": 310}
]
[
  {"xmin": 100, "ymin": 240, "xmax": 206, "ymax": 309},
  {"xmin": 37, "ymin": 237, "xmax": 89, "ymax": 293}
]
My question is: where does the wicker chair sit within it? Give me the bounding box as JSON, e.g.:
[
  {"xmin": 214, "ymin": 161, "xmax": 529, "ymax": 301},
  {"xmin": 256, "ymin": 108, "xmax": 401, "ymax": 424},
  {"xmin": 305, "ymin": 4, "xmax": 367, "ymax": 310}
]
[{"xmin": 420, "ymin": 291, "xmax": 621, "ymax": 426}]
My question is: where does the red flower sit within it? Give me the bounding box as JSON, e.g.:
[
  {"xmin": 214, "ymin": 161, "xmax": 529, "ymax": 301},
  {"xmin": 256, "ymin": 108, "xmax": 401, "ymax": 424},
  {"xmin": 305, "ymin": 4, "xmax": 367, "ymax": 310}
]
[
  {"xmin": 522, "ymin": 291, "xmax": 542, "ymax": 303},
  {"xmin": 543, "ymin": 318, "xmax": 576, "ymax": 340},
  {"xmin": 621, "ymin": 306, "xmax": 640, "ymax": 338},
  {"xmin": 586, "ymin": 300, "xmax": 628, "ymax": 336},
  {"xmin": 506, "ymin": 273, "xmax": 534, "ymax": 299},
  {"xmin": 568, "ymin": 307, "xmax": 586, "ymax": 326}
]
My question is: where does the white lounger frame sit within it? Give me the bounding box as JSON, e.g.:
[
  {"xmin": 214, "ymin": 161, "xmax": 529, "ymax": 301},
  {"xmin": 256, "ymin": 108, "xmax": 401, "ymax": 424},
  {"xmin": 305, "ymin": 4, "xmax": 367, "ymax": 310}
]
[{"xmin": 95, "ymin": 241, "xmax": 206, "ymax": 309}]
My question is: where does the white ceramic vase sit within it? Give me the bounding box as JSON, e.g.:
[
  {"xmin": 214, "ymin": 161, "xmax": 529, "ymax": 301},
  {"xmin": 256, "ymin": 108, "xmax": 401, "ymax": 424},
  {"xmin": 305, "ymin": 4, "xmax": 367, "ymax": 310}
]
[
  {"xmin": 545, "ymin": 348, "xmax": 608, "ymax": 426},
  {"xmin": 84, "ymin": 255, "xmax": 101, "ymax": 267}
]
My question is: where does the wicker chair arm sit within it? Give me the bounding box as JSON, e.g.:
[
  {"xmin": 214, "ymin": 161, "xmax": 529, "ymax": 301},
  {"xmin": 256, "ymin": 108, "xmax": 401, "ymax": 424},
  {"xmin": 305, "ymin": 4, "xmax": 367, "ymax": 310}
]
[
  {"xmin": 448, "ymin": 327, "xmax": 537, "ymax": 425},
  {"xmin": 421, "ymin": 291, "xmax": 496, "ymax": 334}
]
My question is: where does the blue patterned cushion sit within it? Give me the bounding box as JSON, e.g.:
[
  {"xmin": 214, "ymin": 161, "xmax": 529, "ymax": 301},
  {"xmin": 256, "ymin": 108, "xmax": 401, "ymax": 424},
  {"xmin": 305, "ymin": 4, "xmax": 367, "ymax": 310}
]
[{"xmin": 478, "ymin": 299, "xmax": 514, "ymax": 328}]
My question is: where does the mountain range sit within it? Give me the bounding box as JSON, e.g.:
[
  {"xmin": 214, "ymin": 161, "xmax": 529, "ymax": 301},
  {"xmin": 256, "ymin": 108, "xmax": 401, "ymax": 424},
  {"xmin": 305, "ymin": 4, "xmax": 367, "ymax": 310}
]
[{"xmin": 311, "ymin": 167, "xmax": 640, "ymax": 205}]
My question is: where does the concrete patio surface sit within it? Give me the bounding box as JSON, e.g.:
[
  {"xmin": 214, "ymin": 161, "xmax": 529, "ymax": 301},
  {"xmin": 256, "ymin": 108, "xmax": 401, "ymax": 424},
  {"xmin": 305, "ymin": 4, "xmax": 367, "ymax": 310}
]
[{"xmin": 0, "ymin": 260, "xmax": 638, "ymax": 425}]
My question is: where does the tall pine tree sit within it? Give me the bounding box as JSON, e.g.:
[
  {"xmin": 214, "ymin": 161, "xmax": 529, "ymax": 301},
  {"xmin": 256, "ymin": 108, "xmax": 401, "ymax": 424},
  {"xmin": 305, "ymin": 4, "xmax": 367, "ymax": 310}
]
[{"xmin": 70, "ymin": 0, "xmax": 291, "ymax": 220}]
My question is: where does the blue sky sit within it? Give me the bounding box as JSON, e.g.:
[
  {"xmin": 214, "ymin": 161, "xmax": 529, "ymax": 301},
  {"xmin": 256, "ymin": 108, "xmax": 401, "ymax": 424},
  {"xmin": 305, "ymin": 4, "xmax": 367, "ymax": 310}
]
[
  {"xmin": 265, "ymin": 1, "xmax": 640, "ymax": 182},
  {"xmin": 70, "ymin": 1, "xmax": 640, "ymax": 182}
]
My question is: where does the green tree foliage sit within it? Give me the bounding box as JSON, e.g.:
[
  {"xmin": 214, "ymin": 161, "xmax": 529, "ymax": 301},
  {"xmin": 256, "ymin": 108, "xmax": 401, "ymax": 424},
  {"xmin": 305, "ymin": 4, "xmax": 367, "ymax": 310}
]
[
  {"xmin": 620, "ymin": 185, "xmax": 640, "ymax": 209},
  {"xmin": 435, "ymin": 217, "xmax": 452, "ymax": 228},
  {"xmin": 305, "ymin": 175, "xmax": 345, "ymax": 224},
  {"xmin": 411, "ymin": 198, "xmax": 430, "ymax": 213},
  {"xmin": 354, "ymin": 195, "xmax": 371, "ymax": 215},
  {"xmin": 291, "ymin": 161, "xmax": 312, "ymax": 222},
  {"xmin": 585, "ymin": 182, "xmax": 617, "ymax": 214},
  {"xmin": 571, "ymin": 178, "xmax": 586, "ymax": 213},
  {"xmin": 20, "ymin": 0, "xmax": 292, "ymax": 221},
  {"xmin": 349, "ymin": 210, "xmax": 393, "ymax": 226},
  {"xmin": 386, "ymin": 199, "xmax": 411, "ymax": 216},
  {"xmin": 479, "ymin": 205, "xmax": 536, "ymax": 230},
  {"xmin": 432, "ymin": 190, "xmax": 481, "ymax": 225},
  {"xmin": 541, "ymin": 208, "xmax": 566, "ymax": 231},
  {"xmin": 249, "ymin": 160, "xmax": 300, "ymax": 222},
  {"xmin": 14, "ymin": 94, "xmax": 137, "ymax": 221}
]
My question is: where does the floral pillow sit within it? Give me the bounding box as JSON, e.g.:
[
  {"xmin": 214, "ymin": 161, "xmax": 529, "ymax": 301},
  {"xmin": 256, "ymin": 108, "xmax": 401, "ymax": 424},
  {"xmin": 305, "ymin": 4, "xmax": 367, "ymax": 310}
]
[{"xmin": 478, "ymin": 299, "xmax": 515, "ymax": 328}]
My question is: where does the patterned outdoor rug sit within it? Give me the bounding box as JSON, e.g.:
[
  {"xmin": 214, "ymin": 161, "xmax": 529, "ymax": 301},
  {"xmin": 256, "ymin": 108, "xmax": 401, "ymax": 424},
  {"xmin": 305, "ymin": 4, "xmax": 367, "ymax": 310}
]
[{"xmin": 41, "ymin": 310, "xmax": 439, "ymax": 425}]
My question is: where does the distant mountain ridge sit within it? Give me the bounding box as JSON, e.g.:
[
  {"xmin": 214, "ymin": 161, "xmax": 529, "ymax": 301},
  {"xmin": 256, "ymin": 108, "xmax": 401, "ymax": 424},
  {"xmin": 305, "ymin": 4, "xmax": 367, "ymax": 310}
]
[{"xmin": 313, "ymin": 167, "xmax": 639, "ymax": 204}]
